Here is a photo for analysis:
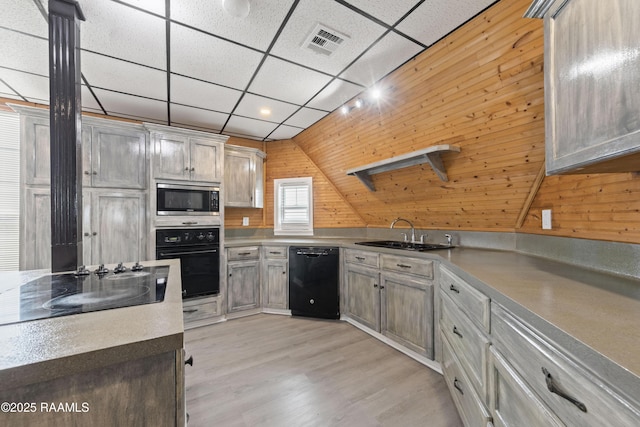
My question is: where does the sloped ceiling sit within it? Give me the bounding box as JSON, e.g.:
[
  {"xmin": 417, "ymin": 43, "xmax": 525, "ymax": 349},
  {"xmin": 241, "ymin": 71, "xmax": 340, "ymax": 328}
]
[{"xmin": 0, "ymin": 0, "xmax": 495, "ymax": 141}]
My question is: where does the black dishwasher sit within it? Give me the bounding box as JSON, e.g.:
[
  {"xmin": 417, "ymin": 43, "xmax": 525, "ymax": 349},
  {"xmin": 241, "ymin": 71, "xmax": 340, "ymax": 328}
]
[{"xmin": 289, "ymin": 247, "xmax": 340, "ymax": 319}]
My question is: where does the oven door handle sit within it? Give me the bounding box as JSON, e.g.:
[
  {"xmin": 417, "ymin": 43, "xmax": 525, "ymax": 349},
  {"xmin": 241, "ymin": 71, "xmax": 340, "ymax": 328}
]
[{"xmin": 159, "ymin": 249, "xmax": 218, "ymax": 257}]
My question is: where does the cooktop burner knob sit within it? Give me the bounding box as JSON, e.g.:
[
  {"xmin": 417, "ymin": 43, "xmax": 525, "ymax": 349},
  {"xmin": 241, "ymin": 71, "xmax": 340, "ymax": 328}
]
[
  {"xmin": 113, "ymin": 262, "xmax": 127, "ymax": 274},
  {"xmin": 94, "ymin": 264, "xmax": 109, "ymax": 275},
  {"xmin": 131, "ymin": 262, "xmax": 144, "ymax": 272},
  {"xmin": 206, "ymin": 232, "xmax": 215, "ymax": 241},
  {"xmin": 74, "ymin": 265, "xmax": 90, "ymax": 276},
  {"xmin": 196, "ymin": 233, "xmax": 205, "ymax": 241}
]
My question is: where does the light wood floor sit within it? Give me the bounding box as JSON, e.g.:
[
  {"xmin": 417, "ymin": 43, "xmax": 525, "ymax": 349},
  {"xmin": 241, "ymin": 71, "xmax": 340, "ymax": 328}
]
[{"xmin": 185, "ymin": 314, "xmax": 463, "ymax": 427}]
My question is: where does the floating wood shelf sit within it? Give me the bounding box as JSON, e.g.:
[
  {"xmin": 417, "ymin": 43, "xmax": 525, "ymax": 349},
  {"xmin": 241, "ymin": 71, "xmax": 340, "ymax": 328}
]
[{"xmin": 346, "ymin": 145, "xmax": 461, "ymax": 191}]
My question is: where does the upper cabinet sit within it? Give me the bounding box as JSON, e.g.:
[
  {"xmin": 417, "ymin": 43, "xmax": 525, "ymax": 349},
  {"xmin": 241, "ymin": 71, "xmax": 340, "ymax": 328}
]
[
  {"xmin": 224, "ymin": 144, "xmax": 266, "ymax": 208},
  {"xmin": 16, "ymin": 106, "xmax": 148, "ymax": 189},
  {"xmin": 147, "ymin": 124, "xmax": 227, "ymax": 183},
  {"xmin": 526, "ymin": 0, "xmax": 640, "ymax": 174}
]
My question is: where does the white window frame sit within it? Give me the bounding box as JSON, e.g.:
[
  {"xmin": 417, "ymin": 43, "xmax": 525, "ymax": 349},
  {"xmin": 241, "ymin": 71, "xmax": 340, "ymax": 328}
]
[{"xmin": 274, "ymin": 177, "xmax": 313, "ymax": 236}]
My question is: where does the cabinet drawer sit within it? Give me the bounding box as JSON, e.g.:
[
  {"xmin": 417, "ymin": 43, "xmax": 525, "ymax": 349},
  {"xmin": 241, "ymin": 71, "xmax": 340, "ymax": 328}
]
[
  {"xmin": 440, "ymin": 266, "xmax": 490, "ymax": 332},
  {"xmin": 381, "ymin": 254, "xmax": 433, "ymax": 278},
  {"xmin": 489, "ymin": 346, "xmax": 564, "ymax": 427},
  {"xmin": 440, "ymin": 292, "xmax": 490, "ymax": 402},
  {"xmin": 492, "ymin": 303, "xmax": 640, "ymax": 427},
  {"xmin": 263, "ymin": 246, "xmax": 287, "ymax": 259},
  {"xmin": 344, "ymin": 249, "xmax": 379, "ymax": 268},
  {"xmin": 442, "ymin": 334, "xmax": 492, "ymax": 427},
  {"xmin": 227, "ymin": 246, "xmax": 260, "ymax": 261},
  {"xmin": 182, "ymin": 297, "xmax": 220, "ymax": 323}
]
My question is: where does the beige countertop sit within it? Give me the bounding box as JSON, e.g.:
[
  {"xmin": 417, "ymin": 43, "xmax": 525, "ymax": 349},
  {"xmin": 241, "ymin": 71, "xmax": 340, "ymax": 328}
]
[
  {"xmin": 0, "ymin": 259, "xmax": 184, "ymax": 390},
  {"xmin": 226, "ymin": 237, "xmax": 640, "ymax": 400}
]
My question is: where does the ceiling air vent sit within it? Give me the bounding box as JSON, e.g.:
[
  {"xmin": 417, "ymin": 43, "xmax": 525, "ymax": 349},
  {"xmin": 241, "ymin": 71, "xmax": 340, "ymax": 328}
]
[{"xmin": 302, "ymin": 23, "xmax": 349, "ymax": 56}]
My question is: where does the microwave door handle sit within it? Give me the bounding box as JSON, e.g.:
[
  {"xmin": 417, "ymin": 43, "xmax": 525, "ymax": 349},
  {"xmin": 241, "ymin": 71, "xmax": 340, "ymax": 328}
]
[{"xmin": 159, "ymin": 249, "xmax": 218, "ymax": 257}]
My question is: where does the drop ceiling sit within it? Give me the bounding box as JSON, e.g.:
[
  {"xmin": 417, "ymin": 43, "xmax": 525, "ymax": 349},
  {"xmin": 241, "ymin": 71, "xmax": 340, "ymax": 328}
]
[{"xmin": 0, "ymin": 0, "xmax": 496, "ymax": 141}]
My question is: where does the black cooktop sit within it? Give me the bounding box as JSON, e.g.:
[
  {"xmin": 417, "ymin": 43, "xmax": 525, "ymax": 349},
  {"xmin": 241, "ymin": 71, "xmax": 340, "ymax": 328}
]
[{"xmin": 0, "ymin": 265, "xmax": 170, "ymax": 326}]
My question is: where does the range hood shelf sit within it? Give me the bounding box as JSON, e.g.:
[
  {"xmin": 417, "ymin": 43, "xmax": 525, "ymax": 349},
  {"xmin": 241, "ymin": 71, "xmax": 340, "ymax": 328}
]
[{"xmin": 346, "ymin": 145, "xmax": 460, "ymax": 191}]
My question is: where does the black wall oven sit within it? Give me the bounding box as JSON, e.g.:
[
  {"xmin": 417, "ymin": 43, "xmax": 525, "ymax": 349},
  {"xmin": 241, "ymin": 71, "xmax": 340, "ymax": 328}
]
[{"xmin": 156, "ymin": 228, "xmax": 219, "ymax": 299}]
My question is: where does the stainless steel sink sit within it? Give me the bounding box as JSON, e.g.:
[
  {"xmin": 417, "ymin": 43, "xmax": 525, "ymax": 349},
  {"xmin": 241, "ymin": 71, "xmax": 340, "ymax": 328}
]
[{"xmin": 355, "ymin": 240, "xmax": 453, "ymax": 251}]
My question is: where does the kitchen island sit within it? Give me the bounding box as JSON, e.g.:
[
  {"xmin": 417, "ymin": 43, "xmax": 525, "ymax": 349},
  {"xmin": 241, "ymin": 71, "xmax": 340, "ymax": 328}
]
[{"xmin": 0, "ymin": 259, "xmax": 185, "ymax": 426}]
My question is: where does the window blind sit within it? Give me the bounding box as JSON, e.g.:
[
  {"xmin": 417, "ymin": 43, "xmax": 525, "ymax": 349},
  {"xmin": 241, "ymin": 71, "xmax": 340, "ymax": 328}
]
[
  {"xmin": 281, "ymin": 184, "xmax": 309, "ymax": 224},
  {"xmin": 0, "ymin": 110, "xmax": 20, "ymax": 271}
]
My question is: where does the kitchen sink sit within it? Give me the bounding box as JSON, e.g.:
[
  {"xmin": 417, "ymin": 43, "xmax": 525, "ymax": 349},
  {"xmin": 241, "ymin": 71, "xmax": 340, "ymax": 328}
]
[{"xmin": 355, "ymin": 240, "xmax": 453, "ymax": 251}]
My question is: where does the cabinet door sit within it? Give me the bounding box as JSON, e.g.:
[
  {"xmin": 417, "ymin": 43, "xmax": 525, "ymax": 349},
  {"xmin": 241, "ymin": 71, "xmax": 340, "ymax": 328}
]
[
  {"xmin": 381, "ymin": 271, "xmax": 434, "ymax": 358},
  {"xmin": 224, "ymin": 150, "xmax": 253, "ymax": 206},
  {"xmin": 190, "ymin": 138, "xmax": 222, "ymax": 183},
  {"xmin": 89, "ymin": 191, "xmax": 146, "ymax": 265},
  {"xmin": 20, "ymin": 188, "xmax": 51, "ymax": 270},
  {"xmin": 21, "ymin": 115, "xmax": 51, "ymax": 186},
  {"xmin": 227, "ymin": 260, "xmax": 260, "ymax": 312},
  {"xmin": 345, "ymin": 264, "xmax": 380, "ymax": 331},
  {"xmin": 264, "ymin": 260, "xmax": 288, "ymax": 309},
  {"xmin": 90, "ymin": 126, "xmax": 147, "ymax": 189},
  {"xmin": 153, "ymin": 134, "xmax": 190, "ymax": 180}
]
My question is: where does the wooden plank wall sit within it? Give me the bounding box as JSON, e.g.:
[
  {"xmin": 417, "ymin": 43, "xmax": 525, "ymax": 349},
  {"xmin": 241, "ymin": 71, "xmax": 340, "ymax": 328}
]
[{"xmin": 282, "ymin": 0, "xmax": 640, "ymax": 244}]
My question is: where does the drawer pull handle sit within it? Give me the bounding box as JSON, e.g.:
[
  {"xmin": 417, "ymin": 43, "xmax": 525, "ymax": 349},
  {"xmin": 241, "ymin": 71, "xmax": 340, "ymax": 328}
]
[
  {"xmin": 238, "ymin": 252, "xmax": 252, "ymax": 255},
  {"xmin": 355, "ymin": 256, "xmax": 365, "ymax": 261},
  {"xmin": 453, "ymin": 378, "xmax": 464, "ymax": 395},
  {"xmin": 183, "ymin": 309, "xmax": 198, "ymax": 313},
  {"xmin": 397, "ymin": 263, "xmax": 412, "ymax": 269},
  {"xmin": 270, "ymin": 251, "xmax": 282, "ymax": 255},
  {"xmin": 453, "ymin": 326, "xmax": 463, "ymax": 338},
  {"xmin": 449, "ymin": 284, "xmax": 460, "ymax": 293},
  {"xmin": 542, "ymin": 367, "xmax": 587, "ymax": 413}
]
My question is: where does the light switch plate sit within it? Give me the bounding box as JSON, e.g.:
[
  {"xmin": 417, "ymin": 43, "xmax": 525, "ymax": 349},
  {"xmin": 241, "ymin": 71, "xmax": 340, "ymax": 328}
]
[
  {"xmin": 542, "ymin": 209, "xmax": 552, "ymax": 229},
  {"xmin": 242, "ymin": 217, "xmax": 249, "ymax": 226}
]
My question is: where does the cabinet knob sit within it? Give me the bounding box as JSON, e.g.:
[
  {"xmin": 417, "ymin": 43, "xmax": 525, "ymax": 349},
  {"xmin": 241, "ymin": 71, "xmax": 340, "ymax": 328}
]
[
  {"xmin": 229, "ymin": 273, "xmax": 232, "ymax": 277},
  {"xmin": 92, "ymin": 171, "xmax": 97, "ymax": 175},
  {"xmin": 84, "ymin": 232, "xmax": 90, "ymax": 237},
  {"xmin": 84, "ymin": 171, "xmax": 90, "ymax": 175},
  {"xmin": 190, "ymin": 167, "xmax": 195, "ymax": 172},
  {"xmin": 373, "ymin": 283, "xmax": 378, "ymax": 288},
  {"xmin": 282, "ymin": 271, "xmax": 286, "ymax": 275},
  {"xmin": 92, "ymin": 232, "xmax": 97, "ymax": 236},
  {"xmin": 184, "ymin": 167, "xmax": 189, "ymax": 171}
]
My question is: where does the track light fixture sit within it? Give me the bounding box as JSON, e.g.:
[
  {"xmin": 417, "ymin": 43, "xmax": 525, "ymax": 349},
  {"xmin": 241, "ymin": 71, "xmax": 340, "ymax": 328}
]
[{"xmin": 340, "ymin": 86, "xmax": 386, "ymax": 115}]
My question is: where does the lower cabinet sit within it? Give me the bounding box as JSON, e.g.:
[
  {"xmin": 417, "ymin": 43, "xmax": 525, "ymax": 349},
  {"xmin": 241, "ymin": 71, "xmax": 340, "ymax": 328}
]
[
  {"xmin": 227, "ymin": 247, "xmax": 260, "ymax": 313},
  {"xmin": 182, "ymin": 296, "xmax": 222, "ymax": 329},
  {"xmin": 262, "ymin": 246, "xmax": 288, "ymax": 310},
  {"xmin": 343, "ymin": 249, "xmax": 435, "ymax": 359}
]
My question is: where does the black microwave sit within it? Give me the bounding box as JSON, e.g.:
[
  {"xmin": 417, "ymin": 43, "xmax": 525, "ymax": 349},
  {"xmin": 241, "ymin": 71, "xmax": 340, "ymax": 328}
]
[{"xmin": 157, "ymin": 183, "xmax": 220, "ymax": 216}]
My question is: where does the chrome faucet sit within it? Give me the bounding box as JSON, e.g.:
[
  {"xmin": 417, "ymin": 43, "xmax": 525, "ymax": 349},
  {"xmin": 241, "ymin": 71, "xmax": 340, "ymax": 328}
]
[{"xmin": 390, "ymin": 217, "xmax": 416, "ymax": 243}]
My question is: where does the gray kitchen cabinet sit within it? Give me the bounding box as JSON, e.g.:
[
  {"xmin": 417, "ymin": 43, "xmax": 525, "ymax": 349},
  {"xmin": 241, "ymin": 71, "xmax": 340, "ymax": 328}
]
[
  {"xmin": 439, "ymin": 265, "xmax": 492, "ymax": 425},
  {"xmin": 526, "ymin": 0, "xmax": 640, "ymax": 174},
  {"xmin": 345, "ymin": 262, "xmax": 381, "ymax": 331},
  {"xmin": 262, "ymin": 246, "xmax": 288, "ymax": 310},
  {"xmin": 227, "ymin": 247, "xmax": 261, "ymax": 313},
  {"xmin": 182, "ymin": 295, "xmax": 222, "ymax": 329},
  {"xmin": 18, "ymin": 106, "xmax": 148, "ymax": 189},
  {"xmin": 20, "ymin": 188, "xmax": 146, "ymax": 269},
  {"xmin": 380, "ymin": 254, "xmax": 434, "ymax": 358},
  {"xmin": 148, "ymin": 124, "xmax": 225, "ymax": 183},
  {"xmin": 490, "ymin": 303, "xmax": 640, "ymax": 427},
  {"xmin": 224, "ymin": 144, "xmax": 265, "ymax": 208}
]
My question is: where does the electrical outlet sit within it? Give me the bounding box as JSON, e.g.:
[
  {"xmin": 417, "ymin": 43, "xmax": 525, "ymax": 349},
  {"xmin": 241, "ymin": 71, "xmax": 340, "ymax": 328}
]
[
  {"xmin": 542, "ymin": 209, "xmax": 552, "ymax": 230},
  {"xmin": 242, "ymin": 217, "xmax": 249, "ymax": 226}
]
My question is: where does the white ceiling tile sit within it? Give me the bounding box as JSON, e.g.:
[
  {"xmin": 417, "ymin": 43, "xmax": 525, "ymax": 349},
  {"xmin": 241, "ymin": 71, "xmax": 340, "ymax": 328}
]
[
  {"xmin": 0, "ymin": 68, "xmax": 49, "ymax": 103},
  {"xmin": 0, "ymin": 29, "xmax": 48, "ymax": 76},
  {"xmin": 0, "ymin": 0, "xmax": 47, "ymax": 37},
  {"xmin": 249, "ymin": 57, "xmax": 332, "ymax": 105},
  {"xmin": 284, "ymin": 108, "xmax": 328, "ymax": 129},
  {"xmin": 0, "ymin": 78, "xmax": 18, "ymax": 98},
  {"xmin": 170, "ymin": 23, "xmax": 263, "ymax": 90},
  {"xmin": 396, "ymin": 0, "xmax": 494, "ymax": 46},
  {"xmin": 345, "ymin": 0, "xmax": 420, "ymax": 26},
  {"xmin": 81, "ymin": 86, "xmax": 102, "ymax": 111},
  {"xmin": 269, "ymin": 125, "xmax": 303, "ymax": 140},
  {"xmin": 118, "ymin": 0, "xmax": 166, "ymax": 16},
  {"xmin": 340, "ymin": 31, "xmax": 423, "ymax": 87},
  {"xmin": 93, "ymin": 88, "xmax": 167, "ymax": 122},
  {"xmin": 270, "ymin": 0, "xmax": 387, "ymax": 75},
  {"xmin": 82, "ymin": 52, "xmax": 167, "ymax": 100},
  {"xmin": 306, "ymin": 79, "xmax": 365, "ymax": 111},
  {"xmin": 235, "ymin": 93, "xmax": 299, "ymax": 123},
  {"xmin": 225, "ymin": 116, "xmax": 279, "ymax": 139},
  {"xmin": 171, "ymin": 0, "xmax": 294, "ymax": 51},
  {"xmin": 170, "ymin": 104, "xmax": 228, "ymax": 132},
  {"xmin": 170, "ymin": 75, "xmax": 241, "ymax": 112},
  {"xmin": 78, "ymin": 0, "xmax": 166, "ymax": 69}
]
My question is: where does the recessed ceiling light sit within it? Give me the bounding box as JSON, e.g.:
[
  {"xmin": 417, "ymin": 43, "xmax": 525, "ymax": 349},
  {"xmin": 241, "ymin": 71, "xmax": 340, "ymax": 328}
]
[{"xmin": 260, "ymin": 108, "xmax": 271, "ymax": 116}]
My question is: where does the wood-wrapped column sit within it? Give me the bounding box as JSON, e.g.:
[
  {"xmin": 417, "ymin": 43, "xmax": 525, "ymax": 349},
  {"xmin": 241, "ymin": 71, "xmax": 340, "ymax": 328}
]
[{"xmin": 48, "ymin": 0, "xmax": 85, "ymax": 272}]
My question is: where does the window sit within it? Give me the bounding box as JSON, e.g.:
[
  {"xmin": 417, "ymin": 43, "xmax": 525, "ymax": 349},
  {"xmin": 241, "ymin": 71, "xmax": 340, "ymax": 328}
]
[
  {"xmin": 0, "ymin": 110, "xmax": 20, "ymax": 271},
  {"xmin": 274, "ymin": 177, "xmax": 313, "ymax": 236}
]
